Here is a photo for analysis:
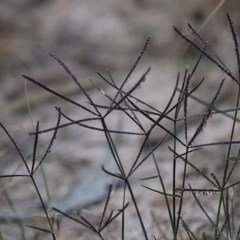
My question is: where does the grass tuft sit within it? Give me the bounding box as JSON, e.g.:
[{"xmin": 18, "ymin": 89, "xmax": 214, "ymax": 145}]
[{"xmin": 1, "ymin": 12, "xmax": 240, "ymax": 240}]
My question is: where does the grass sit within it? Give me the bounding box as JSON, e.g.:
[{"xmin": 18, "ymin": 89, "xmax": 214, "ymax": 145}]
[{"xmin": 1, "ymin": 11, "xmax": 240, "ymax": 240}]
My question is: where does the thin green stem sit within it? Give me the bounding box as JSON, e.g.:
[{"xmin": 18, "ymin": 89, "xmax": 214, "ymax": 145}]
[
  {"xmin": 215, "ymin": 86, "xmax": 240, "ymax": 238},
  {"xmin": 126, "ymin": 179, "xmax": 149, "ymax": 240}
]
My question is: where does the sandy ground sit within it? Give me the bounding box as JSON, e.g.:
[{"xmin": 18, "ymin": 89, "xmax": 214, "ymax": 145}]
[{"xmin": 1, "ymin": 1, "xmax": 240, "ymax": 239}]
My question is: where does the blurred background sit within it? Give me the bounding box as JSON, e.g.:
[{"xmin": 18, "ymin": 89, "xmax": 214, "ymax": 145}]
[
  {"xmin": 0, "ymin": 0, "xmax": 240, "ymax": 121},
  {"xmin": 1, "ymin": 1, "xmax": 240, "ymax": 239}
]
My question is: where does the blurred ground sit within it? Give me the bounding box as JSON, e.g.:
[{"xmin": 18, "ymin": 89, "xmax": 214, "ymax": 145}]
[{"xmin": 1, "ymin": 1, "xmax": 240, "ymax": 239}]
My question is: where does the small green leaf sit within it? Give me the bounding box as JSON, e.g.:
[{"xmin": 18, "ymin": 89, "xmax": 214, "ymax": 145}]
[
  {"xmin": 141, "ymin": 185, "xmax": 181, "ymax": 198},
  {"xmin": 114, "ymin": 173, "xmax": 126, "ymax": 179},
  {"xmin": 139, "ymin": 175, "xmax": 159, "ymax": 181},
  {"xmin": 229, "ymin": 156, "xmax": 240, "ymax": 161},
  {"xmin": 25, "ymin": 225, "xmax": 52, "ymax": 234}
]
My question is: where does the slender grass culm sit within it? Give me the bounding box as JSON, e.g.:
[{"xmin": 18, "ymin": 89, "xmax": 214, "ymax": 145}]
[{"xmin": 1, "ymin": 12, "xmax": 240, "ymax": 240}]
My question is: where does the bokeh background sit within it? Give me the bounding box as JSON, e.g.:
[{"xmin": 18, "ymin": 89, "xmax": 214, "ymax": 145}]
[
  {"xmin": 1, "ymin": 0, "xmax": 240, "ymax": 120},
  {"xmin": 1, "ymin": 1, "xmax": 240, "ymax": 239}
]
